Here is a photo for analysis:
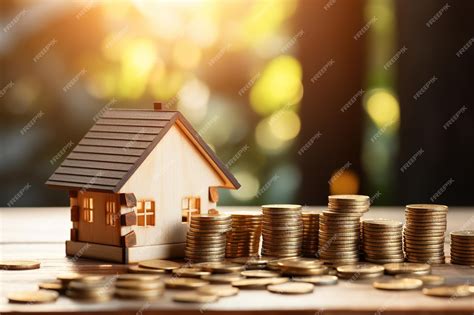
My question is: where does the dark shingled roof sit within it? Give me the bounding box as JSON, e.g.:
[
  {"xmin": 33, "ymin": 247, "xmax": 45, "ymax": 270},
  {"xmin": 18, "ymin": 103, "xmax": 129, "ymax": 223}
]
[{"xmin": 46, "ymin": 109, "xmax": 240, "ymax": 192}]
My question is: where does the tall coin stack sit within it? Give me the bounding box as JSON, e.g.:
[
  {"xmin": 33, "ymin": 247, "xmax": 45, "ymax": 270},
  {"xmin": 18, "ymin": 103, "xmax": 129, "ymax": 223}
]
[
  {"xmin": 450, "ymin": 230, "xmax": 474, "ymax": 265},
  {"xmin": 403, "ymin": 204, "xmax": 448, "ymax": 264},
  {"xmin": 225, "ymin": 212, "xmax": 263, "ymax": 258},
  {"xmin": 302, "ymin": 210, "xmax": 320, "ymax": 257},
  {"xmin": 261, "ymin": 204, "xmax": 303, "ymax": 258},
  {"xmin": 362, "ymin": 219, "xmax": 404, "ymax": 264},
  {"xmin": 185, "ymin": 214, "xmax": 231, "ymax": 263},
  {"xmin": 319, "ymin": 195, "xmax": 370, "ymax": 265}
]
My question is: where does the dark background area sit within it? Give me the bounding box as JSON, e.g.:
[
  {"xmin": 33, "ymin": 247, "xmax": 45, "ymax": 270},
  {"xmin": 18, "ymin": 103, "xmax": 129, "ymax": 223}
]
[{"xmin": 1, "ymin": 0, "xmax": 473, "ymax": 207}]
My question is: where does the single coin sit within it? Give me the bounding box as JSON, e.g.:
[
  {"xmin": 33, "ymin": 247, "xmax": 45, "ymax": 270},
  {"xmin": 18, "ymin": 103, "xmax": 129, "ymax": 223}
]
[
  {"xmin": 202, "ymin": 273, "xmax": 244, "ymax": 284},
  {"xmin": 0, "ymin": 260, "xmax": 40, "ymax": 270},
  {"xmin": 383, "ymin": 262, "xmax": 431, "ymax": 275},
  {"xmin": 232, "ymin": 277, "xmax": 289, "ymax": 289},
  {"xmin": 165, "ymin": 277, "xmax": 209, "ymax": 289},
  {"xmin": 139, "ymin": 259, "xmax": 181, "ymax": 271},
  {"xmin": 128, "ymin": 265, "xmax": 166, "ymax": 274},
  {"xmin": 395, "ymin": 274, "xmax": 445, "ymax": 286},
  {"xmin": 267, "ymin": 282, "xmax": 314, "ymax": 294},
  {"xmin": 194, "ymin": 262, "xmax": 244, "ymax": 273},
  {"xmin": 292, "ymin": 275, "xmax": 338, "ymax": 285},
  {"xmin": 38, "ymin": 281, "xmax": 64, "ymax": 292},
  {"xmin": 337, "ymin": 263, "xmax": 384, "ymax": 275},
  {"xmin": 241, "ymin": 270, "xmax": 281, "ymax": 278},
  {"xmin": 422, "ymin": 285, "xmax": 473, "ymax": 297},
  {"xmin": 118, "ymin": 273, "xmax": 161, "ymax": 282},
  {"xmin": 373, "ymin": 278, "xmax": 423, "ymax": 290},
  {"xmin": 57, "ymin": 273, "xmax": 84, "ymax": 283},
  {"xmin": 116, "ymin": 280, "xmax": 164, "ymax": 290},
  {"xmin": 173, "ymin": 268, "xmax": 211, "ymax": 278},
  {"xmin": 8, "ymin": 290, "xmax": 58, "ymax": 304},
  {"xmin": 197, "ymin": 284, "xmax": 239, "ymax": 297},
  {"xmin": 173, "ymin": 291, "xmax": 219, "ymax": 303}
]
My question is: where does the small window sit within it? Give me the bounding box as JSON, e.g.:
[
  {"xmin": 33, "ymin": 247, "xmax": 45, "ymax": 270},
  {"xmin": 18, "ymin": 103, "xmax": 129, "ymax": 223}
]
[
  {"xmin": 105, "ymin": 201, "xmax": 117, "ymax": 226},
  {"xmin": 83, "ymin": 197, "xmax": 94, "ymax": 223},
  {"xmin": 136, "ymin": 200, "xmax": 155, "ymax": 227},
  {"xmin": 182, "ymin": 196, "xmax": 200, "ymax": 223}
]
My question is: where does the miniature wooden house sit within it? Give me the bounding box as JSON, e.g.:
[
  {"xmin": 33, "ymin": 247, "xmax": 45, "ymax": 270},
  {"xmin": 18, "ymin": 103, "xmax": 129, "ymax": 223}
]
[{"xmin": 46, "ymin": 103, "xmax": 240, "ymax": 263}]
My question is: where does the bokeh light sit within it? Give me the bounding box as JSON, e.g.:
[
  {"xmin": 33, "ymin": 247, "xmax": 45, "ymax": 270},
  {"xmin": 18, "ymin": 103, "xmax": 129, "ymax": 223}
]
[
  {"xmin": 230, "ymin": 171, "xmax": 260, "ymax": 201},
  {"xmin": 329, "ymin": 170, "xmax": 360, "ymax": 195},
  {"xmin": 365, "ymin": 88, "xmax": 400, "ymax": 128},
  {"xmin": 269, "ymin": 110, "xmax": 301, "ymax": 141}
]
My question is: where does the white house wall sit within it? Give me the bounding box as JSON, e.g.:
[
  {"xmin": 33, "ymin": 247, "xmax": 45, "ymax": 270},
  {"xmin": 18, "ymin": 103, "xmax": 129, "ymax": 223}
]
[{"xmin": 119, "ymin": 124, "xmax": 223, "ymax": 246}]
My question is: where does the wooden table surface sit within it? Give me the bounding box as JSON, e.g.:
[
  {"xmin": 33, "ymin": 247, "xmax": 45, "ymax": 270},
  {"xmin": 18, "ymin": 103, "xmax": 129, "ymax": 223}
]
[{"xmin": 0, "ymin": 206, "xmax": 473, "ymax": 315}]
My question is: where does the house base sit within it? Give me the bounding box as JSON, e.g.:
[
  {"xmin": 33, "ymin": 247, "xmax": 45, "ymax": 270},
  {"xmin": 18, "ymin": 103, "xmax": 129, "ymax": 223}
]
[{"xmin": 66, "ymin": 241, "xmax": 186, "ymax": 264}]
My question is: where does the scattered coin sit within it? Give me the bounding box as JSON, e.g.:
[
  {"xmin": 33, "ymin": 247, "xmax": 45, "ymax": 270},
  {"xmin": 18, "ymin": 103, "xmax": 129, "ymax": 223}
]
[
  {"xmin": 117, "ymin": 274, "xmax": 161, "ymax": 282},
  {"xmin": 173, "ymin": 292, "xmax": 219, "ymax": 303},
  {"xmin": 164, "ymin": 277, "xmax": 209, "ymax": 289},
  {"xmin": 383, "ymin": 263, "xmax": 431, "ymax": 275},
  {"xmin": 395, "ymin": 274, "xmax": 445, "ymax": 286},
  {"xmin": 8, "ymin": 290, "xmax": 58, "ymax": 304},
  {"xmin": 38, "ymin": 280, "xmax": 65, "ymax": 292},
  {"xmin": 194, "ymin": 262, "xmax": 244, "ymax": 274},
  {"xmin": 0, "ymin": 260, "xmax": 40, "ymax": 270},
  {"xmin": 115, "ymin": 288, "xmax": 163, "ymax": 300},
  {"xmin": 197, "ymin": 284, "xmax": 240, "ymax": 297},
  {"xmin": 267, "ymin": 282, "xmax": 315, "ymax": 294},
  {"xmin": 373, "ymin": 278, "xmax": 423, "ymax": 290},
  {"xmin": 128, "ymin": 265, "xmax": 166, "ymax": 274},
  {"xmin": 138, "ymin": 259, "xmax": 181, "ymax": 271},
  {"xmin": 292, "ymin": 275, "xmax": 338, "ymax": 285},
  {"xmin": 422, "ymin": 285, "xmax": 473, "ymax": 298},
  {"xmin": 172, "ymin": 268, "xmax": 211, "ymax": 278},
  {"xmin": 232, "ymin": 277, "xmax": 289, "ymax": 289},
  {"xmin": 241, "ymin": 270, "xmax": 280, "ymax": 278},
  {"xmin": 202, "ymin": 273, "xmax": 244, "ymax": 284}
]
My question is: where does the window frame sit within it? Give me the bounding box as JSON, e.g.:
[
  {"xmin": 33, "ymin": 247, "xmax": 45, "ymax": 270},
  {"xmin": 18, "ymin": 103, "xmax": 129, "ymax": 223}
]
[
  {"xmin": 83, "ymin": 197, "xmax": 94, "ymax": 223},
  {"xmin": 136, "ymin": 200, "xmax": 155, "ymax": 227},
  {"xmin": 181, "ymin": 196, "xmax": 201, "ymax": 224},
  {"xmin": 105, "ymin": 200, "xmax": 117, "ymax": 226}
]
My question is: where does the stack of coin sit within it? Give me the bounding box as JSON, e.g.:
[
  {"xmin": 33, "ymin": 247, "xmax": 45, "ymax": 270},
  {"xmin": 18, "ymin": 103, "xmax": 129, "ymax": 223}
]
[
  {"xmin": 450, "ymin": 230, "xmax": 474, "ymax": 265},
  {"xmin": 115, "ymin": 274, "xmax": 164, "ymax": 300},
  {"xmin": 362, "ymin": 219, "xmax": 404, "ymax": 264},
  {"xmin": 185, "ymin": 214, "xmax": 231, "ymax": 262},
  {"xmin": 302, "ymin": 210, "xmax": 320, "ymax": 257},
  {"xmin": 66, "ymin": 276, "xmax": 114, "ymax": 302},
  {"xmin": 261, "ymin": 204, "xmax": 303, "ymax": 258},
  {"xmin": 226, "ymin": 212, "xmax": 262, "ymax": 258},
  {"xmin": 273, "ymin": 258, "xmax": 328, "ymax": 276},
  {"xmin": 319, "ymin": 195, "xmax": 370, "ymax": 265},
  {"xmin": 403, "ymin": 204, "xmax": 448, "ymax": 264}
]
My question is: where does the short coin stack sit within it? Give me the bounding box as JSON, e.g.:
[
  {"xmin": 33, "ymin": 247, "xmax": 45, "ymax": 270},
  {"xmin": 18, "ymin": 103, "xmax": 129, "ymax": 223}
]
[
  {"xmin": 225, "ymin": 212, "xmax": 263, "ymax": 258},
  {"xmin": 319, "ymin": 195, "xmax": 370, "ymax": 265},
  {"xmin": 261, "ymin": 204, "xmax": 303, "ymax": 258},
  {"xmin": 301, "ymin": 210, "xmax": 320, "ymax": 257},
  {"xmin": 362, "ymin": 219, "xmax": 404, "ymax": 264},
  {"xmin": 450, "ymin": 230, "xmax": 474, "ymax": 265},
  {"xmin": 403, "ymin": 204, "xmax": 448, "ymax": 264},
  {"xmin": 65, "ymin": 275, "xmax": 114, "ymax": 302},
  {"xmin": 185, "ymin": 214, "xmax": 231, "ymax": 262},
  {"xmin": 115, "ymin": 274, "xmax": 164, "ymax": 300}
]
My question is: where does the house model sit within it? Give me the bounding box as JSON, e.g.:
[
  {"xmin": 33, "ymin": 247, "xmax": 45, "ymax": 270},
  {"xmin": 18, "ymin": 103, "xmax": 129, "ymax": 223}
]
[{"xmin": 46, "ymin": 103, "xmax": 240, "ymax": 263}]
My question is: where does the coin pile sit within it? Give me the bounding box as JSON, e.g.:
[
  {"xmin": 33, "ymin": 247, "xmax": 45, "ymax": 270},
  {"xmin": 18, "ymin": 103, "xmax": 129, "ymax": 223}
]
[
  {"xmin": 115, "ymin": 274, "xmax": 164, "ymax": 300},
  {"xmin": 450, "ymin": 230, "xmax": 474, "ymax": 265},
  {"xmin": 403, "ymin": 204, "xmax": 448, "ymax": 264},
  {"xmin": 261, "ymin": 204, "xmax": 303, "ymax": 258},
  {"xmin": 185, "ymin": 214, "xmax": 231, "ymax": 262},
  {"xmin": 319, "ymin": 195, "xmax": 370, "ymax": 265},
  {"xmin": 225, "ymin": 212, "xmax": 262, "ymax": 258},
  {"xmin": 362, "ymin": 219, "xmax": 404, "ymax": 264},
  {"xmin": 302, "ymin": 210, "xmax": 320, "ymax": 257}
]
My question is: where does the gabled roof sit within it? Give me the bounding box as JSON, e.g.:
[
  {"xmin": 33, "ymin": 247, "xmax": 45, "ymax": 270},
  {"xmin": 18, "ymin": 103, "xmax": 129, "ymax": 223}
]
[{"xmin": 46, "ymin": 109, "xmax": 240, "ymax": 193}]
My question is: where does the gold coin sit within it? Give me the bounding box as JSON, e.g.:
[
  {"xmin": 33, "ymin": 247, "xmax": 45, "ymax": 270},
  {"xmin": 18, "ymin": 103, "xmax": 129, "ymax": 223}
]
[
  {"xmin": 8, "ymin": 290, "xmax": 58, "ymax": 304},
  {"xmin": 57, "ymin": 273, "xmax": 84, "ymax": 284},
  {"xmin": 165, "ymin": 277, "xmax": 209, "ymax": 289},
  {"xmin": 173, "ymin": 291, "xmax": 219, "ymax": 303},
  {"xmin": 118, "ymin": 274, "xmax": 161, "ymax": 282},
  {"xmin": 38, "ymin": 281, "xmax": 64, "ymax": 292},
  {"xmin": 262, "ymin": 204, "xmax": 302, "ymax": 211},
  {"xmin": 422, "ymin": 285, "xmax": 473, "ymax": 297},
  {"xmin": 197, "ymin": 284, "xmax": 239, "ymax": 297},
  {"xmin": 383, "ymin": 262, "xmax": 431, "ymax": 275},
  {"xmin": 232, "ymin": 277, "xmax": 289, "ymax": 289},
  {"xmin": 292, "ymin": 275, "xmax": 338, "ymax": 285},
  {"xmin": 373, "ymin": 278, "xmax": 423, "ymax": 290},
  {"xmin": 139, "ymin": 259, "xmax": 181, "ymax": 271},
  {"xmin": 395, "ymin": 274, "xmax": 445, "ymax": 285},
  {"xmin": 172, "ymin": 268, "xmax": 211, "ymax": 278},
  {"xmin": 128, "ymin": 265, "xmax": 166, "ymax": 274},
  {"xmin": 337, "ymin": 263, "xmax": 384, "ymax": 275},
  {"xmin": 241, "ymin": 270, "xmax": 281, "ymax": 278},
  {"xmin": 115, "ymin": 288, "xmax": 163, "ymax": 300},
  {"xmin": 116, "ymin": 280, "xmax": 164, "ymax": 290},
  {"xmin": 450, "ymin": 230, "xmax": 474, "ymax": 238},
  {"xmin": 202, "ymin": 273, "xmax": 244, "ymax": 284},
  {"xmin": 405, "ymin": 204, "xmax": 448, "ymax": 212},
  {"xmin": 281, "ymin": 266, "xmax": 329, "ymax": 276},
  {"xmin": 193, "ymin": 262, "xmax": 244, "ymax": 273},
  {"xmin": 267, "ymin": 282, "xmax": 314, "ymax": 294},
  {"xmin": 191, "ymin": 213, "xmax": 231, "ymax": 220},
  {"xmin": 0, "ymin": 260, "xmax": 40, "ymax": 270}
]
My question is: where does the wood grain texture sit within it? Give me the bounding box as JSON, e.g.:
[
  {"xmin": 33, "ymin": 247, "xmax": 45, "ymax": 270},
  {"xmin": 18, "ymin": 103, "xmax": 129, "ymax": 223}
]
[
  {"xmin": 0, "ymin": 207, "xmax": 474, "ymax": 314},
  {"xmin": 70, "ymin": 205, "xmax": 79, "ymax": 222},
  {"xmin": 119, "ymin": 193, "xmax": 137, "ymax": 207},
  {"xmin": 120, "ymin": 211, "xmax": 136, "ymax": 226},
  {"xmin": 121, "ymin": 231, "xmax": 137, "ymax": 248}
]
